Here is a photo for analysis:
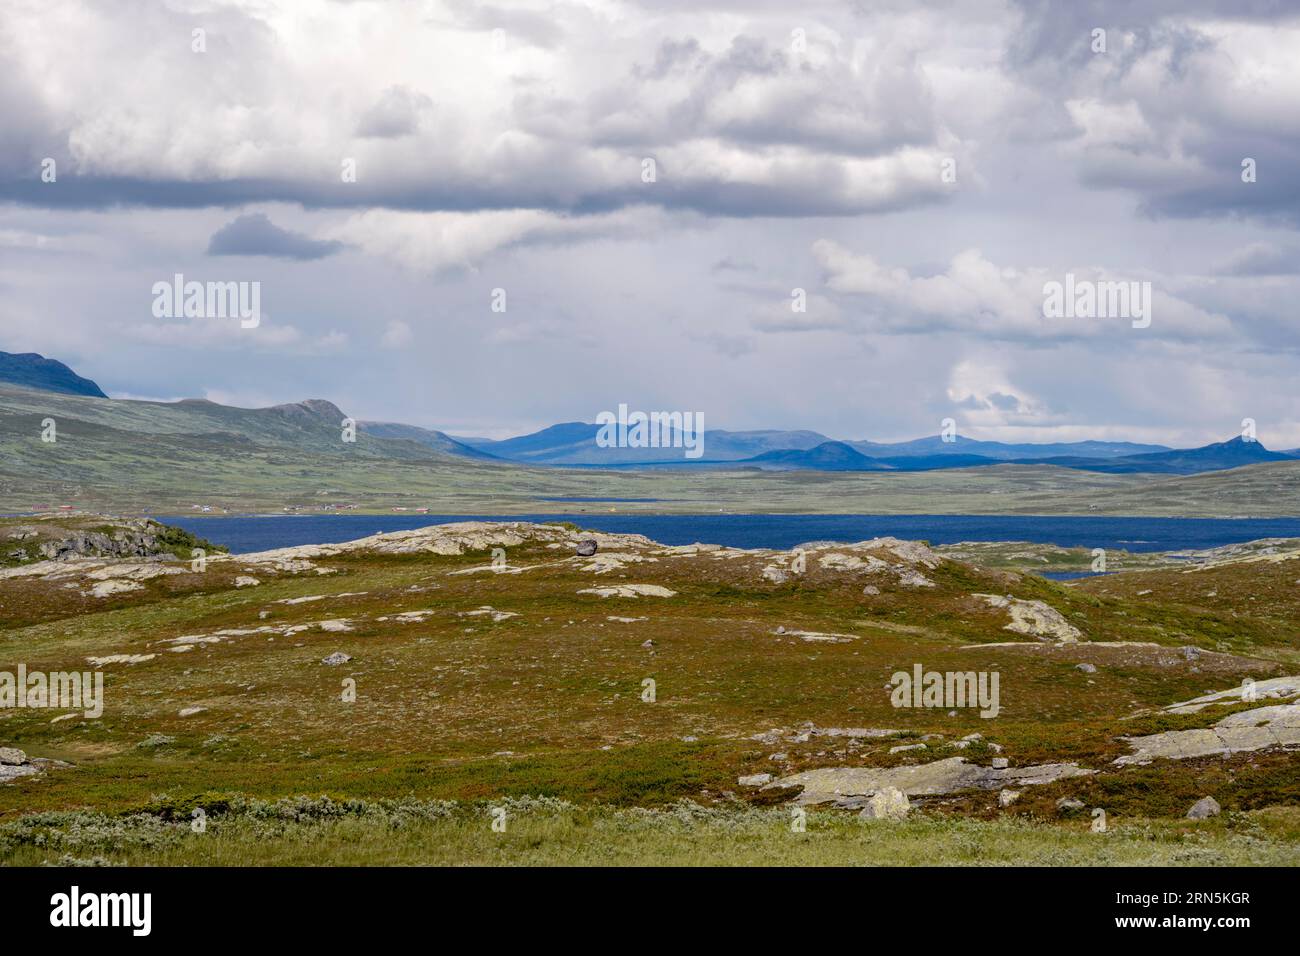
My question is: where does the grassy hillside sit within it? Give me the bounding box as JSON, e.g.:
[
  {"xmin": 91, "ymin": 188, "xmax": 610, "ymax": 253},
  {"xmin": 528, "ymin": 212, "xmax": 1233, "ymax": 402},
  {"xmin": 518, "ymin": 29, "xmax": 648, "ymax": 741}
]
[
  {"xmin": 3, "ymin": 383, "xmax": 1300, "ymax": 515},
  {"xmin": 0, "ymin": 352, "xmax": 107, "ymax": 398},
  {"xmin": 2, "ymin": 516, "xmax": 1299, "ymax": 865}
]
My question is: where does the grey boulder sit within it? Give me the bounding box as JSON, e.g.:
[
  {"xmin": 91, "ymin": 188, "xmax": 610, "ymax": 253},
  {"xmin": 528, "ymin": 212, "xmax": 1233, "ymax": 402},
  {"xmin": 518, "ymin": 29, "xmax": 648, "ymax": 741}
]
[{"xmin": 857, "ymin": 787, "xmax": 910, "ymax": 821}]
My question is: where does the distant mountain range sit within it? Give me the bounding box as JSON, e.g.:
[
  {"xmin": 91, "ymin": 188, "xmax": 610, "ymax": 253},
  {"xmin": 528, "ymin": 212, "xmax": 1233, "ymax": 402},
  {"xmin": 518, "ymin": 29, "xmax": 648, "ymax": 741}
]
[
  {"xmin": 729, "ymin": 436, "xmax": 1292, "ymax": 475},
  {"xmin": 452, "ymin": 421, "xmax": 1296, "ymax": 476},
  {"xmin": 2, "ymin": 350, "xmax": 1295, "ymax": 477},
  {"xmin": 845, "ymin": 435, "xmax": 1171, "ymax": 460},
  {"xmin": 455, "ymin": 422, "xmax": 831, "ymax": 464},
  {"xmin": 453, "ymin": 423, "xmax": 1181, "ymax": 466}
]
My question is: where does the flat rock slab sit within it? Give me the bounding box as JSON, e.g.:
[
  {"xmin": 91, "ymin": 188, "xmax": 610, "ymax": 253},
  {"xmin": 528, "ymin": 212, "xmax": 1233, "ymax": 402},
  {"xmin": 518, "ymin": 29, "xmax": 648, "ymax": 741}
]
[
  {"xmin": 578, "ymin": 584, "xmax": 677, "ymax": 598},
  {"xmin": 0, "ymin": 763, "xmax": 40, "ymax": 784},
  {"xmin": 1116, "ymin": 702, "xmax": 1300, "ymax": 765},
  {"xmin": 1164, "ymin": 676, "xmax": 1300, "ymax": 714},
  {"xmin": 961, "ymin": 641, "xmax": 1257, "ymax": 675},
  {"xmin": 767, "ymin": 756, "xmax": 1093, "ymax": 805},
  {"xmin": 773, "ymin": 628, "xmax": 857, "ymax": 643},
  {"xmin": 974, "ymin": 594, "xmax": 1081, "ymax": 643}
]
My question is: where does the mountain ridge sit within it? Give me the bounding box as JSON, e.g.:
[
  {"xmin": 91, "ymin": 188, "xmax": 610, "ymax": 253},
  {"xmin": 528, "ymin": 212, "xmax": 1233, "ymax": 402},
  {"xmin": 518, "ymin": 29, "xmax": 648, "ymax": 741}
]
[
  {"xmin": 0, "ymin": 351, "xmax": 107, "ymax": 398},
  {"xmin": 2, "ymin": 352, "xmax": 1294, "ymax": 476}
]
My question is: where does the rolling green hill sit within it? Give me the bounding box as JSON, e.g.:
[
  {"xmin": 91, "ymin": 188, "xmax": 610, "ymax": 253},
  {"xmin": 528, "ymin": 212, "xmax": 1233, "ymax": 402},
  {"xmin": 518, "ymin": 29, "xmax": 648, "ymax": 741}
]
[
  {"xmin": 358, "ymin": 420, "xmax": 500, "ymax": 460},
  {"xmin": 2, "ymin": 382, "xmax": 1300, "ymax": 515}
]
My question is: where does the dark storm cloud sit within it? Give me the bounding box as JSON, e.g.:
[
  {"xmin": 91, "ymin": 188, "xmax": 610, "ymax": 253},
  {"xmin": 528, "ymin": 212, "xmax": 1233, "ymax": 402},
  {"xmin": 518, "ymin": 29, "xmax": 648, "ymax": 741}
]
[
  {"xmin": 0, "ymin": 2, "xmax": 953, "ymax": 220},
  {"xmin": 207, "ymin": 213, "xmax": 343, "ymax": 260},
  {"xmin": 1005, "ymin": 0, "xmax": 1300, "ymax": 227}
]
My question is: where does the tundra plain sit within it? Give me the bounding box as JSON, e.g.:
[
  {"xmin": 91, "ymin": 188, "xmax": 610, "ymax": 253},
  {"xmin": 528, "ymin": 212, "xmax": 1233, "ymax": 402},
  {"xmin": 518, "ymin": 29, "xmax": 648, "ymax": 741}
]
[{"xmin": 2, "ymin": 515, "xmax": 1299, "ymax": 865}]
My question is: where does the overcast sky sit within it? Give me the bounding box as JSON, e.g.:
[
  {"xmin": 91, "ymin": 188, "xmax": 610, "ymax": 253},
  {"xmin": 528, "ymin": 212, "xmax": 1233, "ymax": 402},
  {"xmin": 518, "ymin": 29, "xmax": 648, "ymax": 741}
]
[{"xmin": 3, "ymin": 0, "xmax": 1300, "ymax": 446}]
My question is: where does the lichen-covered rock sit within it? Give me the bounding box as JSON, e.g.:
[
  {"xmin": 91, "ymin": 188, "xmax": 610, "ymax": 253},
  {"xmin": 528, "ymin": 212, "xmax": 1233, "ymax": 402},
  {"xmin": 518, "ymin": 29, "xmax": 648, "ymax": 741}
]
[
  {"xmin": 578, "ymin": 584, "xmax": 676, "ymax": 598},
  {"xmin": 1116, "ymin": 702, "xmax": 1300, "ymax": 765},
  {"xmin": 857, "ymin": 787, "xmax": 910, "ymax": 821},
  {"xmin": 975, "ymin": 593, "xmax": 1082, "ymax": 643},
  {"xmin": 1187, "ymin": 796, "xmax": 1221, "ymax": 819},
  {"xmin": 1164, "ymin": 676, "xmax": 1300, "ymax": 714},
  {"xmin": 458, "ymin": 606, "xmax": 518, "ymax": 622},
  {"xmin": 773, "ymin": 628, "xmax": 857, "ymax": 643},
  {"xmin": 89, "ymin": 579, "xmax": 145, "ymax": 598},
  {"xmin": 768, "ymin": 756, "xmax": 1093, "ymax": 804}
]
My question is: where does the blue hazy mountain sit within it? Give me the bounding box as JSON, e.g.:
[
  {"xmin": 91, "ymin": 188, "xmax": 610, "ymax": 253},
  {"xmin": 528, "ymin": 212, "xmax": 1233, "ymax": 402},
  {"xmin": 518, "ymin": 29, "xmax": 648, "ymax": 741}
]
[
  {"xmin": 1026, "ymin": 437, "xmax": 1294, "ymax": 475},
  {"xmin": 457, "ymin": 420, "xmax": 1293, "ymax": 475},
  {"xmin": 459, "ymin": 423, "xmax": 1172, "ymax": 466},
  {"xmin": 459, "ymin": 423, "xmax": 832, "ymax": 464},
  {"xmin": 846, "ymin": 435, "xmax": 1169, "ymax": 460},
  {"xmin": 0, "ymin": 351, "xmax": 107, "ymax": 397},
  {"xmin": 741, "ymin": 441, "xmax": 893, "ymax": 471}
]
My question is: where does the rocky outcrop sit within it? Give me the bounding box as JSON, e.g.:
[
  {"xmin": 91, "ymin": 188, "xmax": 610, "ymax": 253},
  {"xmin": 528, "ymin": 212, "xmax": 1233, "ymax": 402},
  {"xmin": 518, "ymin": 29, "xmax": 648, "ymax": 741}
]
[
  {"xmin": 459, "ymin": 606, "xmax": 519, "ymax": 622},
  {"xmin": 17, "ymin": 516, "xmax": 216, "ymax": 564},
  {"xmin": 858, "ymin": 787, "xmax": 910, "ymax": 820},
  {"xmin": 578, "ymin": 584, "xmax": 676, "ymax": 598},
  {"xmin": 90, "ymin": 579, "xmax": 145, "ymax": 598},
  {"xmin": 86, "ymin": 654, "xmax": 155, "ymax": 666},
  {"xmin": 1115, "ymin": 702, "xmax": 1300, "ymax": 765},
  {"xmin": 579, "ymin": 552, "xmax": 656, "ymax": 574},
  {"xmin": 773, "ymin": 627, "xmax": 857, "ymax": 643},
  {"xmin": 0, "ymin": 747, "xmax": 41, "ymax": 784},
  {"xmin": 975, "ymin": 593, "xmax": 1082, "ymax": 643},
  {"xmin": 1164, "ymin": 676, "xmax": 1300, "ymax": 714},
  {"xmin": 767, "ymin": 756, "xmax": 1093, "ymax": 805},
  {"xmin": 751, "ymin": 725, "xmax": 904, "ymax": 745},
  {"xmin": 759, "ymin": 537, "xmax": 943, "ymax": 589}
]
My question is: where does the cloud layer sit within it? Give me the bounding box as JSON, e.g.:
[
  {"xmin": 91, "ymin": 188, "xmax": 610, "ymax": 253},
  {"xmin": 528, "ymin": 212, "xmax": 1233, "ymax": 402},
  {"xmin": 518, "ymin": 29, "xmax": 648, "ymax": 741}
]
[{"xmin": 2, "ymin": 0, "xmax": 1299, "ymax": 446}]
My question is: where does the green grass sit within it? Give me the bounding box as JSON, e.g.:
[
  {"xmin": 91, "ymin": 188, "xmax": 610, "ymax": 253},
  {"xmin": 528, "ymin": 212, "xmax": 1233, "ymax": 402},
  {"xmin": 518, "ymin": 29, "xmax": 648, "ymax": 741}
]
[
  {"xmin": 3, "ymin": 517, "xmax": 1299, "ymax": 865},
  {"xmin": 5, "ymin": 796, "xmax": 1299, "ymax": 867}
]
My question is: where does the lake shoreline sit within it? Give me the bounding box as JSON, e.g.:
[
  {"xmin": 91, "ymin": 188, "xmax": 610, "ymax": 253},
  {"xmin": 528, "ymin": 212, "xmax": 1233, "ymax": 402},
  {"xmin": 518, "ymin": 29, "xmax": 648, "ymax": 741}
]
[{"xmin": 155, "ymin": 512, "xmax": 1300, "ymax": 556}]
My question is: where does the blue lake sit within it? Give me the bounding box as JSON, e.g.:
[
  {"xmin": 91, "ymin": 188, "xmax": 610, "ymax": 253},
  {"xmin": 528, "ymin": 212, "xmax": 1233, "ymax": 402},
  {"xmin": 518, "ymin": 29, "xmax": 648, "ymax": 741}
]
[{"xmin": 156, "ymin": 513, "xmax": 1300, "ymax": 556}]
